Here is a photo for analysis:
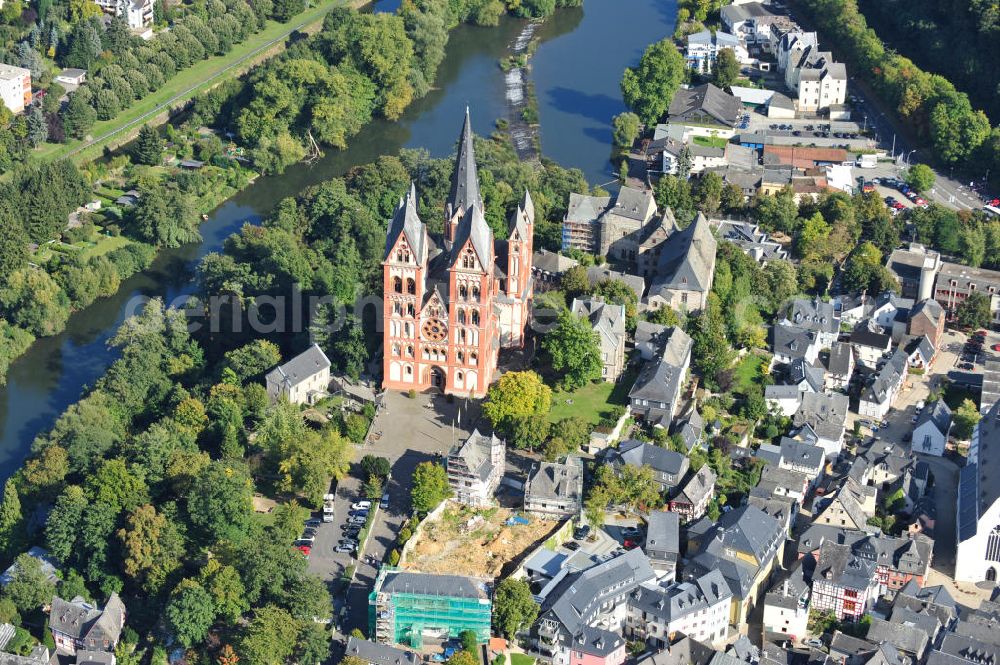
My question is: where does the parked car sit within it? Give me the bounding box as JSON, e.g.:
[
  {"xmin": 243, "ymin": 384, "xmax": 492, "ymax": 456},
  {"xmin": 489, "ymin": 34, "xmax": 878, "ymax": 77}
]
[
  {"xmin": 304, "ymin": 518, "xmax": 322, "ymax": 528},
  {"xmin": 991, "ymin": 344, "xmax": 1000, "ymax": 352},
  {"xmin": 564, "ymin": 541, "xmax": 580, "ymax": 551},
  {"xmin": 960, "ymin": 362, "xmax": 976, "ymax": 370},
  {"xmin": 348, "ymin": 516, "xmax": 367, "ymax": 525},
  {"xmin": 351, "ymin": 501, "xmax": 372, "ymax": 511},
  {"xmin": 573, "ymin": 525, "xmax": 591, "ymax": 540},
  {"xmin": 623, "ymin": 539, "xmax": 640, "ymax": 550},
  {"xmin": 621, "ymin": 526, "xmax": 643, "ymax": 539},
  {"xmin": 339, "ymin": 538, "xmax": 359, "ymax": 547},
  {"xmin": 295, "ymin": 545, "xmax": 311, "ymax": 557},
  {"xmin": 334, "ymin": 544, "xmax": 355, "ymax": 553},
  {"xmin": 380, "ymin": 492, "xmax": 390, "ymax": 509},
  {"xmin": 296, "ymin": 534, "xmax": 316, "ymax": 544}
]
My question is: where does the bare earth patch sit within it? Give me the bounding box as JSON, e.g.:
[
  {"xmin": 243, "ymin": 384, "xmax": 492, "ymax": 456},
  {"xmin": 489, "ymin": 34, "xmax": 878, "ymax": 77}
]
[{"xmin": 401, "ymin": 504, "xmax": 561, "ymax": 578}]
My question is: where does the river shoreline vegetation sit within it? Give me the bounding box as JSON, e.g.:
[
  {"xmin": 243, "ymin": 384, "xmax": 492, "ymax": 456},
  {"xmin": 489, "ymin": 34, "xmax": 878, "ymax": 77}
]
[{"xmin": 0, "ymin": 0, "xmax": 585, "ymax": 386}]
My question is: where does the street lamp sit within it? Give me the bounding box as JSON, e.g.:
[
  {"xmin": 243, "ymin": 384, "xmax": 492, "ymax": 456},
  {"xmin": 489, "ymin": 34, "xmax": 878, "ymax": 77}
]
[{"xmin": 904, "ymin": 149, "xmax": 917, "ymax": 166}]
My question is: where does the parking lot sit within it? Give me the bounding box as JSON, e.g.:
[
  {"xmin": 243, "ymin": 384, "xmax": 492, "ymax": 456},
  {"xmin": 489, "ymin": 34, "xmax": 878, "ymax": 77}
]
[
  {"xmin": 745, "ymin": 114, "xmax": 870, "ymax": 150},
  {"xmin": 307, "ymin": 391, "xmax": 482, "ymax": 636}
]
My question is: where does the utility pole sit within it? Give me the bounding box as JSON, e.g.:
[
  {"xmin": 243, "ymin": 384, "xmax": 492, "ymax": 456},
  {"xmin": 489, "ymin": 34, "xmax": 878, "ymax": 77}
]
[{"xmin": 890, "ymin": 134, "xmax": 895, "ymax": 160}]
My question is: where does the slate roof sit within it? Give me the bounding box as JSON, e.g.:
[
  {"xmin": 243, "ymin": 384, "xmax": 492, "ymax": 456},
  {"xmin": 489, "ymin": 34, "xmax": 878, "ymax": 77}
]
[
  {"xmin": 49, "ymin": 593, "xmax": 125, "ymax": 645},
  {"xmin": 265, "ymin": 344, "xmax": 331, "ymax": 390},
  {"xmin": 526, "ymin": 458, "xmax": 583, "ymax": 503},
  {"xmin": 586, "ymin": 266, "xmax": 646, "ymax": 301},
  {"xmin": 533, "ymin": 249, "xmax": 579, "ymax": 275},
  {"xmin": 0, "ymin": 547, "xmax": 58, "ymax": 587},
  {"xmin": 862, "ymin": 349, "xmax": 908, "ymax": 406},
  {"xmin": 911, "ymin": 298, "xmax": 944, "ymax": 324},
  {"xmin": 755, "ymin": 465, "xmax": 808, "ymax": 497},
  {"xmin": 773, "ymin": 324, "xmax": 818, "ymax": 361},
  {"xmin": 829, "ymin": 632, "xmax": 877, "ymax": 660},
  {"xmin": 815, "ymin": 540, "xmax": 877, "ymax": 591},
  {"xmin": 691, "ymin": 505, "xmax": 785, "ymax": 597},
  {"xmin": 765, "ymin": 384, "xmax": 801, "ymax": 401},
  {"xmin": 649, "ymin": 213, "xmax": 717, "ymax": 297},
  {"xmin": 851, "ymin": 325, "xmax": 892, "ymax": 350},
  {"xmin": 668, "ymin": 84, "xmax": 742, "ymax": 127},
  {"xmin": 764, "ymin": 561, "xmax": 809, "ymax": 611},
  {"xmin": 793, "ymin": 392, "xmax": 848, "ymax": 442},
  {"xmin": 380, "ymin": 571, "xmax": 491, "ymax": 600},
  {"xmin": 867, "ymin": 617, "xmax": 930, "ymax": 658},
  {"xmin": 448, "ymin": 108, "xmax": 483, "ymax": 221},
  {"xmin": 638, "ymin": 637, "xmax": 716, "ymax": 665},
  {"xmin": 629, "ymin": 569, "xmax": 732, "ymax": 624},
  {"xmin": 788, "ymin": 358, "xmax": 825, "ymax": 392},
  {"xmin": 386, "ymin": 182, "xmax": 427, "ymax": 261},
  {"xmin": 779, "ymin": 438, "xmax": 825, "ymax": 471},
  {"xmin": 646, "ymin": 510, "xmax": 680, "ymax": 557},
  {"xmin": 615, "ymin": 440, "xmax": 688, "ymax": 477},
  {"xmin": 787, "ymin": 298, "xmax": 839, "ymax": 334},
  {"xmin": 448, "ymin": 428, "xmax": 501, "ymax": 482},
  {"xmin": 915, "ymin": 401, "xmax": 952, "ymax": 436},
  {"xmin": 572, "ymin": 297, "xmax": 626, "ymax": 352},
  {"xmin": 721, "ymin": 1, "xmax": 776, "ymax": 25},
  {"xmin": 676, "ymin": 464, "xmax": 716, "ymax": 507},
  {"xmin": 345, "ymin": 637, "xmax": 420, "ymax": 665},
  {"xmin": 713, "ymin": 220, "xmax": 787, "ymax": 262},
  {"xmin": 541, "ymin": 548, "xmax": 655, "ymax": 635}
]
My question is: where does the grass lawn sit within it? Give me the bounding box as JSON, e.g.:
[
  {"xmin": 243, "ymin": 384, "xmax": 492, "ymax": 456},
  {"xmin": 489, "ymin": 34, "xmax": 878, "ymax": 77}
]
[
  {"xmin": 34, "ymin": 0, "xmax": 360, "ymax": 164},
  {"xmin": 510, "ymin": 655, "xmax": 535, "ymax": 665},
  {"xmin": 79, "ymin": 235, "xmax": 130, "ymax": 260},
  {"xmin": 547, "ymin": 365, "xmax": 636, "ymax": 426},
  {"xmin": 691, "ymin": 134, "xmax": 729, "ymax": 149},
  {"xmin": 733, "ymin": 352, "xmax": 771, "ymax": 395}
]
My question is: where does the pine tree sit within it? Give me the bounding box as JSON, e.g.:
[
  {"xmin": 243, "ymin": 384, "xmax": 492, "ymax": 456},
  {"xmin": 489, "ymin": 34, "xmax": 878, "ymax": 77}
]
[
  {"xmin": 132, "ymin": 125, "xmax": 163, "ymax": 166},
  {"xmin": 27, "ymin": 106, "xmax": 48, "ymax": 146},
  {"xmin": 62, "ymin": 91, "xmax": 96, "ymax": 139},
  {"xmin": 0, "ymin": 480, "xmax": 24, "ymax": 557}
]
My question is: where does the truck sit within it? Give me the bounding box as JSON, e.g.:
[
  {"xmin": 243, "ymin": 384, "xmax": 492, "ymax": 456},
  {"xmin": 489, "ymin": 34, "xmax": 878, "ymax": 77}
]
[
  {"xmin": 322, "ymin": 493, "xmax": 335, "ymax": 522},
  {"xmin": 856, "ymin": 154, "xmax": 877, "ymax": 169}
]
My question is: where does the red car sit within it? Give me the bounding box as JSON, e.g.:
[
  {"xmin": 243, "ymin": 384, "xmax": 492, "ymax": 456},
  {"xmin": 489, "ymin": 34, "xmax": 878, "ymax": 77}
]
[
  {"xmin": 295, "ymin": 545, "xmax": 311, "ymax": 557},
  {"xmin": 623, "ymin": 539, "xmax": 640, "ymax": 550},
  {"xmin": 992, "ymin": 344, "xmax": 1000, "ymax": 352}
]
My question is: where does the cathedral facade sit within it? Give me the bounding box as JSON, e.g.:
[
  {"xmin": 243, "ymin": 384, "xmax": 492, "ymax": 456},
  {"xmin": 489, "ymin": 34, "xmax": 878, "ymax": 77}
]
[{"xmin": 381, "ymin": 111, "xmax": 534, "ymax": 397}]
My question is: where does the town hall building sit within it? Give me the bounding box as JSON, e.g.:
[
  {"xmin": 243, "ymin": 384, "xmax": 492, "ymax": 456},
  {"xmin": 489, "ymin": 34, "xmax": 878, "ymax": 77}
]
[{"xmin": 381, "ymin": 110, "xmax": 534, "ymax": 397}]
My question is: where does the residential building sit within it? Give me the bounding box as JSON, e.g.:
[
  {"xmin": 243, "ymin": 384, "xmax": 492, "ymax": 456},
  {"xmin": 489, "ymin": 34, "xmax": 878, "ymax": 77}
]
[
  {"xmin": 765, "ymin": 384, "xmax": 803, "ymax": 417},
  {"xmin": 712, "ymin": 220, "xmax": 788, "ymax": 264},
  {"xmin": 628, "ymin": 327, "xmax": 694, "ymax": 428},
  {"xmin": 0, "ymin": 646, "xmax": 50, "ymax": 665},
  {"xmin": 344, "ymin": 637, "xmax": 420, "ymax": 665},
  {"xmin": 586, "ymin": 266, "xmax": 646, "ymax": 302},
  {"xmin": 850, "ymin": 325, "xmax": 893, "ymax": 369},
  {"xmin": 655, "ymin": 137, "xmax": 728, "ymax": 176},
  {"xmin": 667, "ymin": 84, "xmax": 742, "ymax": 130},
  {"xmin": 908, "ymin": 299, "xmax": 946, "ymax": 351},
  {"xmin": 533, "ymin": 549, "xmax": 655, "ymax": 665},
  {"xmin": 92, "ymin": 0, "xmax": 153, "ymax": 29},
  {"xmin": 635, "ymin": 321, "xmax": 677, "ymax": 362},
  {"xmin": 791, "ymin": 392, "xmax": 849, "ymax": 459},
  {"xmin": 824, "ymin": 342, "xmax": 855, "ymax": 390},
  {"xmin": 669, "ymin": 464, "xmax": 716, "ymax": 522},
  {"xmin": 561, "ymin": 186, "xmax": 657, "ymax": 257},
  {"xmin": 607, "ymin": 440, "xmax": 689, "ymax": 494},
  {"xmin": 870, "ymin": 292, "xmax": 914, "ymax": 341},
  {"xmin": 686, "ymin": 505, "xmax": 786, "ymax": 626},
  {"xmin": 772, "ymin": 324, "xmax": 821, "ymax": 366},
  {"xmin": 0, "ymin": 547, "xmax": 58, "ymax": 588},
  {"xmin": 894, "ymin": 580, "xmax": 958, "ymax": 631},
  {"xmin": 813, "ymin": 478, "xmax": 875, "ymax": 531},
  {"xmin": 382, "ymin": 112, "xmax": 534, "ymax": 397},
  {"xmin": 49, "ymin": 593, "xmax": 126, "ymax": 655},
  {"xmin": 645, "ymin": 510, "xmax": 681, "ymax": 575},
  {"xmin": 446, "ymin": 429, "xmax": 505, "ymax": 507},
  {"xmin": 797, "ymin": 528, "xmax": 933, "ymax": 593},
  {"xmin": 829, "ymin": 632, "xmax": 878, "ymax": 665},
  {"xmin": 764, "ymin": 146, "xmax": 849, "ymax": 172},
  {"xmin": 778, "ymin": 437, "xmax": 825, "ymax": 486},
  {"xmin": 866, "ymin": 618, "xmax": 930, "ymax": 661},
  {"xmin": 792, "ymin": 50, "xmax": 847, "ymax": 112},
  {"xmin": 721, "ymin": 2, "xmax": 778, "ymax": 43},
  {"xmin": 912, "ymin": 401, "xmax": 952, "ymax": 457},
  {"xmin": 532, "ymin": 249, "xmax": 579, "ymax": 286},
  {"xmin": 858, "ymin": 349, "xmax": 909, "ymax": 420},
  {"xmin": 0, "ymin": 64, "xmax": 30, "ymax": 114},
  {"xmin": 524, "ymin": 457, "xmax": 584, "ymax": 518},
  {"xmin": 934, "ymin": 262, "xmax": 1000, "ymax": 325},
  {"xmin": 685, "ymin": 30, "xmax": 750, "ymax": 74},
  {"xmin": 264, "ymin": 344, "xmax": 331, "ymax": 405},
  {"xmin": 810, "ymin": 541, "xmax": 879, "ymax": 622},
  {"xmin": 754, "ymin": 466, "xmax": 810, "ymax": 502},
  {"xmin": 572, "ymin": 297, "xmax": 627, "ymax": 382},
  {"xmin": 54, "ymin": 69, "xmax": 87, "ymax": 87},
  {"xmin": 645, "ymin": 213, "xmax": 718, "ymax": 313},
  {"xmin": 786, "ymin": 358, "xmax": 825, "ymax": 394},
  {"xmin": 904, "ymin": 335, "xmax": 935, "ymax": 371},
  {"xmin": 763, "ymin": 562, "xmax": 810, "ymax": 644},
  {"xmin": 956, "ymin": 400, "xmax": 1000, "ymax": 582},
  {"xmin": 625, "ymin": 570, "xmax": 733, "ymax": 648},
  {"xmin": 782, "ymin": 298, "xmax": 840, "ymax": 348},
  {"xmin": 369, "ymin": 570, "xmax": 492, "ymax": 647}
]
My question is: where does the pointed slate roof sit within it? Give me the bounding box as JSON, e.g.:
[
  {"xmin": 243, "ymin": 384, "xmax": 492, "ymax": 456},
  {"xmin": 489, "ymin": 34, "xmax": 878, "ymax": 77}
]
[
  {"xmin": 449, "ymin": 108, "xmax": 483, "ymax": 219},
  {"xmin": 650, "ymin": 212, "xmax": 718, "ymax": 295},
  {"xmin": 451, "ymin": 202, "xmax": 493, "ymax": 269},
  {"xmin": 385, "ymin": 184, "xmax": 426, "ymax": 261}
]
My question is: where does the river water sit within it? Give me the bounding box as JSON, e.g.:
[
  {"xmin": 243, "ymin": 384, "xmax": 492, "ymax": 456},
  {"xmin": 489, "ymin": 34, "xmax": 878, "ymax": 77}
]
[{"xmin": 0, "ymin": 0, "xmax": 675, "ymax": 480}]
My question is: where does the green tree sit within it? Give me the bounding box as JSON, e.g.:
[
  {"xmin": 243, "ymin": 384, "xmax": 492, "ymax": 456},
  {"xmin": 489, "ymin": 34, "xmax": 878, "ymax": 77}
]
[
  {"xmin": 62, "ymin": 91, "xmax": 96, "ymax": 139},
  {"xmin": 223, "ymin": 340, "xmax": 282, "ymax": 383},
  {"xmin": 117, "ymin": 504, "xmax": 184, "ymax": 593},
  {"xmin": 956, "ymin": 291, "xmax": 991, "ymax": 329},
  {"xmin": 238, "ymin": 605, "xmax": 299, "ymax": 665},
  {"xmin": 905, "ymin": 164, "xmax": 936, "ymax": 193},
  {"xmin": 360, "ymin": 455, "xmax": 391, "ymax": 480},
  {"xmin": 953, "ymin": 399, "xmax": 982, "ymax": 440},
  {"xmin": 621, "ymin": 38, "xmax": 687, "ymax": 125},
  {"xmin": 542, "ymin": 310, "xmax": 602, "ymax": 390},
  {"xmin": 0, "ymin": 479, "xmax": 24, "ymax": 557},
  {"xmin": 492, "ymin": 578, "xmax": 539, "ymax": 639},
  {"xmin": 753, "ymin": 187, "xmax": 798, "ymax": 233},
  {"xmin": 612, "ymin": 112, "xmax": 641, "ymax": 148},
  {"xmin": 132, "ymin": 125, "xmax": 163, "ymax": 166},
  {"xmin": 482, "ymin": 371, "xmax": 552, "ymax": 427},
  {"xmin": 85, "ymin": 458, "xmax": 149, "ymax": 515},
  {"xmin": 712, "ymin": 48, "xmax": 740, "ymax": 90},
  {"xmin": 129, "ymin": 182, "xmax": 201, "ymax": 248},
  {"xmin": 460, "ymin": 630, "xmax": 478, "ymax": 652},
  {"xmin": 410, "ymin": 461, "xmax": 451, "ymax": 514},
  {"xmin": 166, "ymin": 579, "xmax": 216, "ymax": 648},
  {"xmin": 5, "ymin": 553, "xmax": 56, "ymax": 612},
  {"xmin": 187, "ymin": 462, "xmax": 253, "ymax": 544},
  {"xmin": 0, "ymin": 269, "xmax": 71, "ymax": 337},
  {"xmin": 560, "ymin": 265, "xmax": 590, "ymax": 300}
]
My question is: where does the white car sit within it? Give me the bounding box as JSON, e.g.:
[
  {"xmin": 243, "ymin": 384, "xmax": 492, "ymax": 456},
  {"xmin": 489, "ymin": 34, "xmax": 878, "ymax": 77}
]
[
  {"xmin": 351, "ymin": 501, "xmax": 372, "ymax": 511},
  {"xmin": 335, "ymin": 544, "xmax": 355, "ymax": 554},
  {"xmin": 348, "ymin": 516, "xmax": 367, "ymax": 525}
]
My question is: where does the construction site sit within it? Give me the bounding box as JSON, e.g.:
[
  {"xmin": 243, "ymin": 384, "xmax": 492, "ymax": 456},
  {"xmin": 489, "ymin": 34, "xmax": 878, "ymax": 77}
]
[{"xmin": 400, "ymin": 505, "xmax": 563, "ymax": 578}]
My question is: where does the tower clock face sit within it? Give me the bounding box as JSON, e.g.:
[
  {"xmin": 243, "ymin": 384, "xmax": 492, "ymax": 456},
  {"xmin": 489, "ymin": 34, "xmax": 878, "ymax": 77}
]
[{"xmin": 421, "ymin": 318, "xmax": 448, "ymax": 342}]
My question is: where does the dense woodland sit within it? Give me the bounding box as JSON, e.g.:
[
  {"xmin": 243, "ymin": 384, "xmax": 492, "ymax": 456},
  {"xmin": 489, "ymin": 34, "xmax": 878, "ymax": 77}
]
[{"xmin": 859, "ymin": 0, "xmax": 1000, "ymax": 124}]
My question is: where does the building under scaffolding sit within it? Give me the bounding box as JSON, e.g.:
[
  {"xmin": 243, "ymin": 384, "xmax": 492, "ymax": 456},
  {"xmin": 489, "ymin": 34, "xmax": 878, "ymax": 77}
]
[{"xmin": 369, "ymin": 569, "xmax": 493, "ymax": 648}]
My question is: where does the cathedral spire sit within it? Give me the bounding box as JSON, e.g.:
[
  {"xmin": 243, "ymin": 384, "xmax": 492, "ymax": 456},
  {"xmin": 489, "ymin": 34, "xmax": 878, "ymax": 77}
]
[{"xmin": 448, "ymin": 107, "xmax": 483, "ymax": 222}]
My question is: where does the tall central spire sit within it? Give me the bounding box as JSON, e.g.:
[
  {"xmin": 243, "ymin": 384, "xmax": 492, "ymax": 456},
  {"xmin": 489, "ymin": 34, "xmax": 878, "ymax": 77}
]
[{"xmin": 448, "ymin": 107, "xmax": 483, "ymax": 221}]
